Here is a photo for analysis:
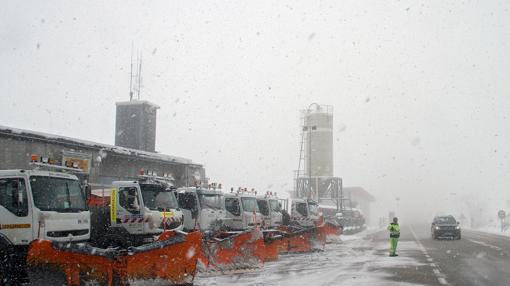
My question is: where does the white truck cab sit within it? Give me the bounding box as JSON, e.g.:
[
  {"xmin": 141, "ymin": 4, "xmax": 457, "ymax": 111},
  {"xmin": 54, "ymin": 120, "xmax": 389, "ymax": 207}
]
[
  {"xmin": 90, "ymin": 178, "xmax": 183, "ymax": 247},
  {"xmin": 223, "ymin": 190, "xmax": 263, "ymax": 230},
  {"xmin": 291, "ymin": 198, "xmax": 321, "ymax": 227},
  {"xmin": 0, "ymin": 168, "xmax": 90, "ymax": 284},
  {"xmin": 0, "ymin": 169, "xmax": 90, "ymax": 246},
  {"xmin": 177, "ymin": 187, "xmax": 226, "ymax": 231},
  {"xmin": 256, "ymin": 192, "xmax": 283, "ymax": 229}
]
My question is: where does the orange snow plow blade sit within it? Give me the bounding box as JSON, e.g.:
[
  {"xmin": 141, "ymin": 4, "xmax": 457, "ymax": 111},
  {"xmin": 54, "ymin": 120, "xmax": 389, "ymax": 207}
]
[
  {"xmin": 124, "ymin": 230, "xmax": 202, "ymax": 284},
  {"xmin": 287, "ymin": 231, "xmax": 312, "ymax": 253},
  {"xmin": 26, "ymin": 230, "xmax": 202, "ymax": 286},
  {"xmin": 277, "ymin": 224, "xmax": 329, "ymax": 253},
  {"xmin": 277, "ymin": 225, "xmax": 311, "ymax": 253},
  {"xmin": 261, "ymin": 230, "xmax": 287, "ymax": 261},
  {"xmin": 200, "ymin": 228, "xmax": 265, "ymax": 272},
  {"xmin": 26, "ymin": 240, "xmax": 113, "ymax": 286},
  {"xmin": 321, "ymin": 220, "xmax": 343, "ymax": 237}
]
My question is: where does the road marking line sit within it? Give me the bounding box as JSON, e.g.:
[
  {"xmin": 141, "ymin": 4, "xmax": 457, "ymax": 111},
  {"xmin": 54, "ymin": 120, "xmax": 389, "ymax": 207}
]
[
  {"xmin": 410, "ymin": 226, "xmax": 451, "ymax": 286},
  {"xmin": 468, "ymin": 239, "xmax": 503, "ymax": 251}
]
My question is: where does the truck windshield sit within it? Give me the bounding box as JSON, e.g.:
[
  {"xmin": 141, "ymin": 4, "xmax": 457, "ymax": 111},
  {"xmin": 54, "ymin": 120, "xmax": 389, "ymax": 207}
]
[
  {"xmin": 198, "ymin": 193, "xmax": 223, "ymax": 210},
  {"xmin": 241, "ymin": 197, "xmax": 259, "ymax": 213},
  {"xmin": 308, "ymin": 203, "xmax": 319, "ymax": 216},
  {"xmin": 257, "ymin": 200, "xmax": 269, "ymax": 216},
  {"xmin": 140, "ymin": 184, "xmax": 178, "ymax": 211},
  {"xmin": 30, "ymin": 176, "xmax": 87, "ymax": 212},
  {"xmin": 269, "ymin": 199, "xmax": 281, "ymax": 212}
]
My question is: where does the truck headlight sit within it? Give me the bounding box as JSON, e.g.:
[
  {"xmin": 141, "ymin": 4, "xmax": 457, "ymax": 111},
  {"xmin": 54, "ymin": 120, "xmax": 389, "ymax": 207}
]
[
  {"xmin": 435, "ymin": 226, "xmax": 440, "ymax": 230},
  {"xmin": 455, "ymin": 226, "xmax": 460, "ymax": 230}
]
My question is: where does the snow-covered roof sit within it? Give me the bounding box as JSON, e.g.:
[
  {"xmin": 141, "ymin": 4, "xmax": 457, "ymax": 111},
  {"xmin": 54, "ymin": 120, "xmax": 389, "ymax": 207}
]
[
  {"xmin": 115, "ymin": 100, "xmax": 160, "ymax": 109},
  {"xmin": 0, "ymin": 125, "xmax": 198, "ymax": 166},
  {"xmin": 344, "ymin": 187, "xmax": 376, "ymax": 202}
]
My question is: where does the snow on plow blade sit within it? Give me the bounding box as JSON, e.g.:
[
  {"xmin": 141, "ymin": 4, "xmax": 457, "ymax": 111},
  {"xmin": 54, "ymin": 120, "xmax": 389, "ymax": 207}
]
[
  {"xmin": 26, "ymin": 231, "xmax": 202, "ymax": 286},
  {"xmin": 277, "ymin": 225, "xmax": 327, "ymax": 253},
  {"xmin": 261, "ymin": 230, "xmax": 287, "ymax": 261},
  {"xmin": 322, "ymin": 220, "xmax": 343, "ymax": 236},
  {"xmin": 200, "ymin": 228, "xmax": 265, "ymax": 272}
]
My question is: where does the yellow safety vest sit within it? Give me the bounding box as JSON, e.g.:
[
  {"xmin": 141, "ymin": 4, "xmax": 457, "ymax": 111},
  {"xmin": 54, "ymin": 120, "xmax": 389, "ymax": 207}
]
[{"xmin": 387, "ymin": 223, "xmax": 400, "ymax": 238}]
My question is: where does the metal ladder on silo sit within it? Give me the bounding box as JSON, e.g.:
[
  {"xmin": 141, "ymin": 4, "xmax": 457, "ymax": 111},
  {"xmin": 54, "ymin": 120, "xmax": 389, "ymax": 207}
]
[{"xmin": 294, "ymin": 113, "xmax": 307, "ymax": 197}]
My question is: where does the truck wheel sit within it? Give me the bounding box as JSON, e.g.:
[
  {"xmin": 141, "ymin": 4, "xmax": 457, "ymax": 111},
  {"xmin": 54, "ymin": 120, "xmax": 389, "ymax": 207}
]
[
  {"xmin": 0, "ymin": 263, "xmax": 5, "ymax": 286},
  {"xmin": 0, "ymin": 251, "xmax": 23, "ymax": 286}
]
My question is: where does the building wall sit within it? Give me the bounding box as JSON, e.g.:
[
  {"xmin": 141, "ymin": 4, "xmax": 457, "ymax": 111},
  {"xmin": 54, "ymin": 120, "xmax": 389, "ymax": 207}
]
[{"xmin": 0, "ymin": 135, "xmax": 205, "ymax": 189}]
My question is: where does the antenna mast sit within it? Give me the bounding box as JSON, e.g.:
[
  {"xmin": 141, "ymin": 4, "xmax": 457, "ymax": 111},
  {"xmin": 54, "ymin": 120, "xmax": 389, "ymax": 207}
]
[
  {"xmin": 137, "ymin": 52, "xmax": 143, "ymax": 100},
  {"xmin": 129, "ymin": 43, "xmax": 134, "ymax": 101}
]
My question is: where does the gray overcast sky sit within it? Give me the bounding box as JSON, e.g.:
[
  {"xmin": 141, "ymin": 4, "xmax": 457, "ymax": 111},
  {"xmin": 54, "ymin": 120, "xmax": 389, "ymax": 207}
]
[{"xmin": 1, "ymin": 1, "xmax": 510, "ymax": 221}]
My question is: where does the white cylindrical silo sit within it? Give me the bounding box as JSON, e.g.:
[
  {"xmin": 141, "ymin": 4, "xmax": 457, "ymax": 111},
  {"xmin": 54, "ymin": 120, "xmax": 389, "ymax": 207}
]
[{"xmin": 303, "ymin": 104, "xmax": 333, "ymax": 177}]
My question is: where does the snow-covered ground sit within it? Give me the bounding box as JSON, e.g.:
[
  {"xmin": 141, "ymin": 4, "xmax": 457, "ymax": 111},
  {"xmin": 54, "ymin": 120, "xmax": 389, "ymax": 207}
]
[
  {"xmin": 194, "ymin": 229, "xmax": 428, "ymax": 286},
  {"xmin": 468, "ymin": 221, "xmax": 510, "ymax": 238}
]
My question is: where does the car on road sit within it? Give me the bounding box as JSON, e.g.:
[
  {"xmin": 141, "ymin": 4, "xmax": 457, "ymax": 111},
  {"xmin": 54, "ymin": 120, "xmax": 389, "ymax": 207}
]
[{"xmin": 431, "ymin": 215, "xmax": 461, "ymax": 240}]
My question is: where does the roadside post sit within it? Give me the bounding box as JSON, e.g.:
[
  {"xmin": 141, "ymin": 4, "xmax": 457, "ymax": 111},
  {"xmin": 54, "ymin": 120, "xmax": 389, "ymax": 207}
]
[{"xmin": 498, "ymin": 210, "xmax": 506, "ymax": 232}]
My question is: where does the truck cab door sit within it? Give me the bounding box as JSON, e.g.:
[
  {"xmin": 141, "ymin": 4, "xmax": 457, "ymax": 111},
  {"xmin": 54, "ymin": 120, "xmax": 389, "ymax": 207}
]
[
  {"xmin": 0, "ymin": 177, "xmax": 33, "ymax": 245},
  {"xmin": 268, "ymin": 199, "xmax": 282, "ymax": 227},
  {"xmin": 225, "ymin": 197, "xmax": 242, "ymax": 230},
  {"xmin": 177, "ymin": 192, "xmax": 199, "ymax": 230},
  {"xmin": 111, "ymin": 182, "xmax": 144, "ymax": 235},
  {"xmin": 257, "ymin": 199, "xmax": 271, "ymax": 228},
  {"xmin": 292, "ymin": 201, "xmax": 312, "ymax": 226}
]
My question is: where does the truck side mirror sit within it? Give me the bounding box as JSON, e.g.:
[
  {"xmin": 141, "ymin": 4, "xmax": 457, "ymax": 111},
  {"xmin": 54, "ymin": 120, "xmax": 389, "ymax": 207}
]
[
  {"xmin": 12, "ymin": 180, "xmax": 27, "ymax": 216},
  {"xmin": 16, "ymin": 184, "xmax": 23, "ymax": 205},
  {"xmin": 84, "ymin": 184, "xmax": 92, "ymax": 201}
]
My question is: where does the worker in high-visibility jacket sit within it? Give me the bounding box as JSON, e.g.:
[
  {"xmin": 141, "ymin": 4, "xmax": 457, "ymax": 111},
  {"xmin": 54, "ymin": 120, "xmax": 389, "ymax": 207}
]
[{"xmin": 387, "ymin": 217, "xmax": 400, "ymax": 257}]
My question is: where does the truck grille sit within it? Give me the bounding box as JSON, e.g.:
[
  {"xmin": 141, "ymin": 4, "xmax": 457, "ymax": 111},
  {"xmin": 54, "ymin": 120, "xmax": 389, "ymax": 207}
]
[{"xmin": 47, "ymin": 229, "xmax": 89, "ymax": 237}]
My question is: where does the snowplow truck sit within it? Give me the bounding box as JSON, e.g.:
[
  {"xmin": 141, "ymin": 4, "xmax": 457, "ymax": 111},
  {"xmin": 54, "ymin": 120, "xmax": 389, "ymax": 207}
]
[
  {"xmin": 177, "ymin": 186, "xmax": 226, "ymax": 231},
  {"xmin": 0, "ymin": 168, "xmax": 90, "ymax": 285},
  {"xmin": 291, "ymin": 198, "xmax": 321, "ymax": 227},
  {"xmin": 25, "ymin": 175, "xmax": 197, "ymax": 286},
  {"xmin": 177, "ymin": 186, "xmax": 266, "ymax": 271},
  {"xmin": 256, "ymin": 192, "xmax": 284, "ymax": 229},
  {"xmin": 223, "ymin": 190, "xmax": 263, "ymax": 230},
  {"xmin": 89, "ymin": 178, "xmax": 183, "ymax": 248}
]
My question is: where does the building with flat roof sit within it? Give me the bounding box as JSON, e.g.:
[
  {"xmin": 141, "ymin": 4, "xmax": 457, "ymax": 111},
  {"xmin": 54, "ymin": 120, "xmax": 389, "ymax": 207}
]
[
  {"xmin": 0, "ymin": 125, "xmax": 206, "ymax": 189},
  {"xmin": 115, "ymin": 100, "xmax": 159, "ymax": 152},
  {"xmin": 343, "ymin": 186, "xmax": 376, "ymax": 223}
]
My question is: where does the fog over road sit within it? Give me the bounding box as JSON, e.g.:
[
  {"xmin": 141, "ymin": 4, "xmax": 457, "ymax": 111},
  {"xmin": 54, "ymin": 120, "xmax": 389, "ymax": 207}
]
[{"xmin": 195, "ymin": 226, "xmax": 510, "ymax": 286}]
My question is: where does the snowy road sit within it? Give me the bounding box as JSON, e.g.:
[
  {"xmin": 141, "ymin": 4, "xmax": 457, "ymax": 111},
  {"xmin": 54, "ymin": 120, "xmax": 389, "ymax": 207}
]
[{"xmin": 193, "ymin": 226, "xmax": 510, "ymax": 286}]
